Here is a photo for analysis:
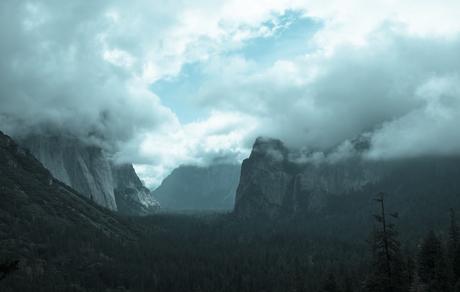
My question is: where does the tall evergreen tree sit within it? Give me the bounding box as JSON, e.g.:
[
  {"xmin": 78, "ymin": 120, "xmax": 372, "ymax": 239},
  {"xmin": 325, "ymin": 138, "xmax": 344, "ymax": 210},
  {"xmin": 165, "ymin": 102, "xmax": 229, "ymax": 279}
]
[
  {"xmin": 342, "ymin": 274, "xmax": 354, "ymax": 292},
  {"xmin": 449, "ymin": 209, "xmax": 460, "ymax": 287},
  {"xmin": 417, "ymin": 230, "xmax": 449, "ymax": 292},
  {"xmin": 0, "ymin": 260, "xmax": 19, "ymax": 281},
  {"xmin": 320, "ymin": 273, "xmax": 339, "ymax": 292},
  {"xmin": 366, "ymin": 192, "xmax": 407, "ymax": 292}
]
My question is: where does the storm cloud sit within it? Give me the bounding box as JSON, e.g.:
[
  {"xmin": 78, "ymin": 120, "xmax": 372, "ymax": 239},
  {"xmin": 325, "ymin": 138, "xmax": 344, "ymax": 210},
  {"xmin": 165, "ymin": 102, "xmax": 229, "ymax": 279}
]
[
  {"xmin": 195, "ymin": 32, "xmax": 460, "ymax": 159},
  {"xmin": 0, "ymin": 0, "xmax": 177, "ymax": 151},
  {"xmin": 1, "ymin": 0, "xmax": 460, "ymax": 186}
]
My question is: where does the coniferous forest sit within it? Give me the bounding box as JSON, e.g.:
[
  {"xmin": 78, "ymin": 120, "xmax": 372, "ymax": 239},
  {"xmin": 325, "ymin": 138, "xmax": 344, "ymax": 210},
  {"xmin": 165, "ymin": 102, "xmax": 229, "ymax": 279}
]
[{"xmin": 2, "ymin": 194, "xmax": 460, "ymax": 292}]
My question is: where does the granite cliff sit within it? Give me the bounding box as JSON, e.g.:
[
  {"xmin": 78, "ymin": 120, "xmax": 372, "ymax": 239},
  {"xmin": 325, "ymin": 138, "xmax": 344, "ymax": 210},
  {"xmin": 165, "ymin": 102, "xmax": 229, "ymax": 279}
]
[
  {"xmin": 234, "ymin": 137, "xmax": 460, "ymax": 220},
  {"xmin": 0, "ymin": 130, "xmax": 133, "ymax": 240},
  {"xmin": 19, "ymin": 135, "xmax": 159, "ymax": 215},
  {"xmin": 112, "ymin": 163, "xmax": 160, "ymax": 215}
]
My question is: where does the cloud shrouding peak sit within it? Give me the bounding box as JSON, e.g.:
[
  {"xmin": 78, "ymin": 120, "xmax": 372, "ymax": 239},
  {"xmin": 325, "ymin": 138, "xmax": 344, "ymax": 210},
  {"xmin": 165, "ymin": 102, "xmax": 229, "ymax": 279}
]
[{"xmin": 1, "ymin": 1, "xmax": 460, "ymax": 186}]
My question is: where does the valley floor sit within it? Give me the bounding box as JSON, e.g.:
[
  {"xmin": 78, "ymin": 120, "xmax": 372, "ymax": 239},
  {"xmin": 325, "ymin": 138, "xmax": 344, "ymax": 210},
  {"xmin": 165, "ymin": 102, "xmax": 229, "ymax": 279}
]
[
  {"xmin": 2, "ymin": 208, "xmax": 459, "ymax": 292},
  {"xmin": 0, "ymin": 212, "xmax": 367, "ymax": 292}
]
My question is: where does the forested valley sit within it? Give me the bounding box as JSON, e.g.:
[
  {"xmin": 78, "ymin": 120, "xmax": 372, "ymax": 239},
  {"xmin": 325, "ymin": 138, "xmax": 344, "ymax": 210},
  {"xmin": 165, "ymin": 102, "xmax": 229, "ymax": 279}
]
[{"xmin": 2, "ymin": 194, "xmax": 460, "ymax": 292}]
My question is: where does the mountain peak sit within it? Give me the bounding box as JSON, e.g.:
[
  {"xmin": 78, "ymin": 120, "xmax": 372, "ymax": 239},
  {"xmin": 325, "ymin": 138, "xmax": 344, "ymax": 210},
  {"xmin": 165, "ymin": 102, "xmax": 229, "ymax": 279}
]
[{"xmin": 251, "ymin": 137, "xmax": 289, "ymax": 162}]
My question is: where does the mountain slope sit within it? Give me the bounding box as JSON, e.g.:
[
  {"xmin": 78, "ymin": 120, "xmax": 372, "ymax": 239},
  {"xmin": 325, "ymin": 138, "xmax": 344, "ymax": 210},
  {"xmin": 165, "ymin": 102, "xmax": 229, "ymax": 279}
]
[
  {"xmin": 0, "ymin": 131, "xmax": 136, "ymax": 284},
  {"xmin": 19, "ymin": 135, "xmax": 118, "ymax": 210},
  {"xmin": 234, "ymin": 137, "xmax": 385, "ymax": 218},
  {"xmin": 153, "ymin": 164, "xmax": 241, "ymax": 210},
  {"xmin": 234, "ymin": 137, "xmax": 460, "ymax": 238},
  {"xmin": 112, "ymin": 163, "xmax": 160, "ymax": 215},
  {"xmin": 19, "ymin": 134, "xmax": 159, "ymax": 215}
]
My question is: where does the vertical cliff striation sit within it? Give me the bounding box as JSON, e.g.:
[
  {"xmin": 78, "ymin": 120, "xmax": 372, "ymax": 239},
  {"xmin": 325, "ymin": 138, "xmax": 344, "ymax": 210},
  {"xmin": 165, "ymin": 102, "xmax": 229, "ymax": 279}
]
[
  {"xmin": 21, "ymin": 135, "xmax": 118, "ymax": 210},
  {"xmin": 234, "ymin": 137, "xmax": 460, "ymax": 219},
  {"xmin": 0, "ymin": 130, "xmax": 133, "ymax": 239},
  {"xmin": 19, "ymin": 134, "xmax": 159, "ymax": 214}
]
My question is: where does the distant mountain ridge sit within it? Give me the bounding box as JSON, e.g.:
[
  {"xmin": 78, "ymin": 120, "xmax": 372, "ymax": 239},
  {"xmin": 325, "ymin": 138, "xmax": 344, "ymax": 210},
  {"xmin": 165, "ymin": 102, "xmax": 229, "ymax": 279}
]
[
  {"xmin": 153, "ymin": 164, "xmax": 241, "ymax": 210},
  {"xmin": 234, "ymin": 137, "xmax": 460, "ymax": 222},
  {"xmin": 19, "ymin": 134, "xmax": 159, "ymax": 215}
]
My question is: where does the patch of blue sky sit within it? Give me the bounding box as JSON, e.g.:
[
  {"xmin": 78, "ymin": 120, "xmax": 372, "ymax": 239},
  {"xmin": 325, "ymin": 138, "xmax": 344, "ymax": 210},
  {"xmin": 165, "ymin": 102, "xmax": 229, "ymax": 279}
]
[
  {"xmin": 151, "ymin": 10, "xmax": 321, "ymax": 123},
  {"xmin": 151, "ymin": 62, "xmax": 207, "ymax": 123},
  {"xmin": 239, "ymin": 10, "xmax": 322, "ymax": 64}
]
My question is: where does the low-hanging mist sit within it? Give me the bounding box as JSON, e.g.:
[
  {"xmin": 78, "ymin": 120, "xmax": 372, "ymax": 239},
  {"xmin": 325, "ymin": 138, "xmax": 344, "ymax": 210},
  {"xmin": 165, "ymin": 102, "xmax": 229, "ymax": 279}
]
[{"xmin": 1, "ymin": 0, "xmax": 460, "ymax": 186}]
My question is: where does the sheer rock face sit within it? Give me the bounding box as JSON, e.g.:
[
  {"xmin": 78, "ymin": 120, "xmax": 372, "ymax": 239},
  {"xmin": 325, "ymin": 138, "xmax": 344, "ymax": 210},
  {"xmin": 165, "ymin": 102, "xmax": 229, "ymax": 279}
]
[
  {"xmin": 234, "ymin": 137, "xmax": 460, "ymax": 219},
  {"xmin": 234, "ymin": 138, "xmax": 295, "ymax": 218},
  {"xmin": 19, "ymin": 135, "xmax": 159, "ymax": 214},
  {"xmin": 112, "ymin": 164, "xmax": 160, "ymax": 216},
  {"xmin": 21, "ymin": 135, "xmax": 118, "ymax": 210},
  {"xmin": 234, "ymin": 137, "xmax": 385, "ymax": 218},
  {"xmin": 152, "ymin": 164, "xmax": 241, "ymax": 210},
  {"xmin": 0, "ymin": 131, "xmax": 133, "ymax": 240}
]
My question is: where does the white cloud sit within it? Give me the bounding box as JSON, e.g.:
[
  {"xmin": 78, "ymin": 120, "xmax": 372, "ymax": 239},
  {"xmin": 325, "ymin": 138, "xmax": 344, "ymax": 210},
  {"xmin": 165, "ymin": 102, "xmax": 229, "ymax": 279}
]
[
  {"xmin": 192, "ymin": 28, "xmax": 460, "ymax": 158},
  {"xmin": 2, "ymin": 0, "xmax": 460, "ymax": 185},
  {"xmin": 127, "ymin": 111, "xmax": 257, "ymax": 187},
  {"xmin": 367, "ymin": 75, "xmax": 460, "ymax": 159}
]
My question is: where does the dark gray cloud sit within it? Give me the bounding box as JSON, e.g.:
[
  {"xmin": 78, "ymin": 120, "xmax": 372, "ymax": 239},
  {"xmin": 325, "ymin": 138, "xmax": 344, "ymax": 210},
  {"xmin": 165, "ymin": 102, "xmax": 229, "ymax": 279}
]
[
  {"xmin": 0, "ymin": 0, "xmax": 175, "ymax": 152},
  {"xmin": 1, "ymin": 0, "xmax": 460, "ymax": 186},
  {"xmin": 0, "ymin": 0, "xmax": 291, "ymax": 185},
  {"xmin": 194, "ymin": 30, "xmax": 460, "ymax": 159}
]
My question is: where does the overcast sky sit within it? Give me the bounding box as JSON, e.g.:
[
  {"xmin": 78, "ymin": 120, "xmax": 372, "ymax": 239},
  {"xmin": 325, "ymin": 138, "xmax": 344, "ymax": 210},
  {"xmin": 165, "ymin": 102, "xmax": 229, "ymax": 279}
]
[{"xmin": 1, "ymin": 0, "xmax": 460, "ymax": 186}]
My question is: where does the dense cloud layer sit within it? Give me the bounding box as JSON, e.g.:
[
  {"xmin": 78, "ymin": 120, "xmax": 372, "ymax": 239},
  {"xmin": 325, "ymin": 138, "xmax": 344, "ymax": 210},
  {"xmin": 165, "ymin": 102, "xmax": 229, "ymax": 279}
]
[
  {"xmin": 0, "ymin": 0, "xmax": 177, "ymax": 151},
  {"xmin": 1, "ymin": 0, "xmax": 460, "ymax": 186},
  {"xmin": 196, "ymin": 32, "xmax": 460, "ymax": 159}
]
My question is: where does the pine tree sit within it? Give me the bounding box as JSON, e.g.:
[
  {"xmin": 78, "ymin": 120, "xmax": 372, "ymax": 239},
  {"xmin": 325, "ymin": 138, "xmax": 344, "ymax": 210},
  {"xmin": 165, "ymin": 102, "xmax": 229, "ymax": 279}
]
[
  {"xmin": 321, "ymin": 273, "xmax": 339, "ymax": 292},
  {"xmin": 405, "ymin": 253, "xmax": 416, "ymax": 288},
  {"xmin": 455, "ymin": 281, "xmax": 460, "ymax": 292},
  {"xmin": 366, "ymin": 192, "xmax": 406, "ymax": 292},
  {"xmin": 409, "ymin": 273, "xmax": 426, "ymax": 292},
  {"xmin": 343, "ymin": 274, "xmax": 354, "ymax": 292},
  {"xmin": 417, "ymin": 230, "xmax": 449, "ymax": 292},
  {"xmin": 0, "ymin": 260, "xmax": 19, "ymax": 281},
  {"xmin": 449, "ymin": 209, "xmax": 460, "ymax": 287}
]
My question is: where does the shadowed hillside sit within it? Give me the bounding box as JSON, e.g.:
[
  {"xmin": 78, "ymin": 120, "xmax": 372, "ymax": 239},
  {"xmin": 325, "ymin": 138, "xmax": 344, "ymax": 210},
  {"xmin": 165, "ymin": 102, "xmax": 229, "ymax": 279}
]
[{"xmin": 0, "ymin": 131, "xmax": 135, "ymax": 290}]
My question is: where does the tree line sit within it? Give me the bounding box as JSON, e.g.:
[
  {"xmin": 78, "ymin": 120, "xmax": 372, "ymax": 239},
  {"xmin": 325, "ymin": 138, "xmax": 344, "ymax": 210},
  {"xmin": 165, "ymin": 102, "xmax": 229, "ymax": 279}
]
[
  {"xmin": 2, "ymin": 192, "xmax": 460, "ymax": 291},
  {"xmin": 321, "ymin": 192, "xmax": 460, "ymax": 292}
]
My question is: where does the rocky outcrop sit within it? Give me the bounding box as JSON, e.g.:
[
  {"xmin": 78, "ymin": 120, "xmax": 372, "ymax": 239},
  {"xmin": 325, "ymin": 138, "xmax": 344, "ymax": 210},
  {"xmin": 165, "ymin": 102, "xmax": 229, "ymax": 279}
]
[
  {"xmin": 234, "ymin": 138, "xmax": 295, "ymax": 218},
  {"xmin": 112, "ymin": 164, "xmax": 160, "ymax": 216},
  {"xmin": 21, "ymin": 135, "xmax": 118, "ymax": 210},
  {"xmin": 0, "ymin": 131, "xmax": 133, "ymax": 239},
  {"xmin": 234, "ymin": 137, "xmax": 460, "ymax": 219},
  {"xmin": 19, "ymin": 134, "xmax": 159, "ymax": 215},
  {"xmin": 153, "ymin": 164, "xmax": 241, "ymax": 210}
]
